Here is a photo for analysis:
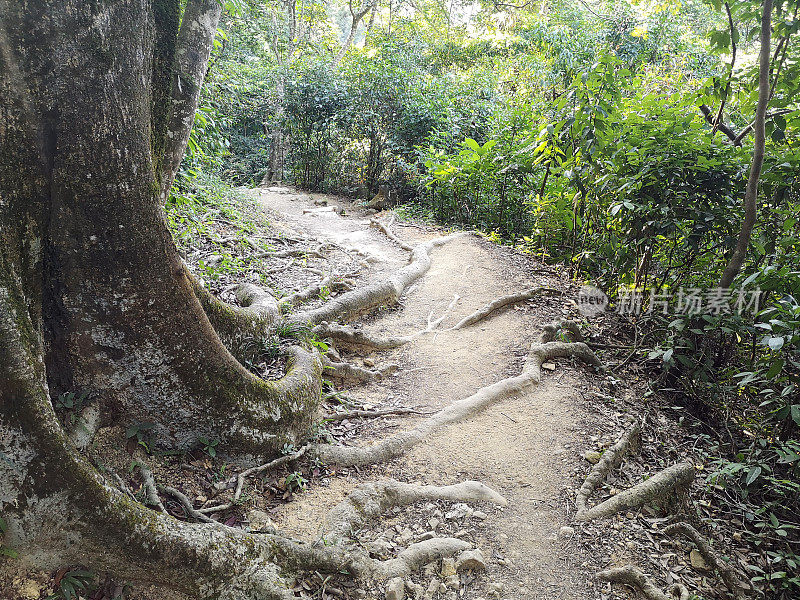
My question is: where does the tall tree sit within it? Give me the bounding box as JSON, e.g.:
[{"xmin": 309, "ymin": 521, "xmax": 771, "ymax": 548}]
[
  {"xmin": 719, "ymin": 0, "xmax": 773, "ymax": 289},
  {"xmin": 0, "ymin": 2, "xmax": 329, "ymax": 593},
  {"xmin": 0, "ymin": 0, "xmax": 321, "ymax": 460}
]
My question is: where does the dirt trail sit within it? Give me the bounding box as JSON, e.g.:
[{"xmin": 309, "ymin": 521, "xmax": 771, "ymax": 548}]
[{"xmin": 252, "ymin": 187, "xmax": 596, "ymax": 599}]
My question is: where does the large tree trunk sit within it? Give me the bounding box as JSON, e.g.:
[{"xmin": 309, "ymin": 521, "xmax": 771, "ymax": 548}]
[{"xmin": 0, "ymin": 0, "xmax": 321, "ymax": 458}]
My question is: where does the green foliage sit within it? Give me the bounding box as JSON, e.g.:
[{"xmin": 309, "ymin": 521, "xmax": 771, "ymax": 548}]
[
  {"xmin": 46, "ymin": 569, "xmax": 95, "ymax": 600},
  {"xmin": 198, "ymin": 436, "xmax": 220, "ymax": 458},
  {"xmin": 125, "ymin": 422, "xmax": 155, "ymax": 454}
]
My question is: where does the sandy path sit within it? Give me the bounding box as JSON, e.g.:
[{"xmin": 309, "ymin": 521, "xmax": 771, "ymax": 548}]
[{"xmin": 253, "ymin": 187, "xmax": 594, "ymax": 599}]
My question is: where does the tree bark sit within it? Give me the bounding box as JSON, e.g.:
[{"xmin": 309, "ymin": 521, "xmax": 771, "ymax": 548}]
[
  {"xmin": 0, "ymin": 0, "xmax": 321, "ymax": 458},
  {"xmin": 718, "ymin": 0, "xmax": 772, "ymax": 289},
  {"xmin": 159, "ymin": 0, "xmax": 223, "ymax": 201}
]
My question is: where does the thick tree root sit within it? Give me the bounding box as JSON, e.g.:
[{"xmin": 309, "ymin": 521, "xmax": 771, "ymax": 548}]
[
  {"xmin": 448, "ymin": 286, "xmax": 560, "ymax": 330},
  {"xmin": 664, "ymin": 522, "xmax": 751, "ymax": 599},
  {"xmin": 311, "ymin": 321, "xmax": 602, "ymax": 466},
  {"xmin": 236, "ymin": 283, "xmax": 281, "ymax": 324},
  {"xmin": 322, "ymin": 356, "xmax": 400, "ymax": 383},
  {"xmin": 575, "ymin": 420, "xmax": 642, "ymax": 517},
  {"xmin": 321, "ymin": 480, "xmax": 507, "ymax": 544},
  {"xmin": 312, "ymin": 322, "xmax": 413, "ymax": 349},
  {"xmin": 292, "ymin": 233, "xmax": 465, "ymax": 326},
  {"xmin": 278, "ymin": 277, "xmax": 351, "ymax": 310},
  {"xmin": 597, "ymin": 565, "xmax": 690, "ymax": 600},
  {"xmin": 575, "ymin": 462, "xmax": 695, "ymax": 522}
]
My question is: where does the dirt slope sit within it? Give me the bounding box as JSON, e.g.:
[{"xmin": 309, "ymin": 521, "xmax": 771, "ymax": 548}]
[{"xmin": 254, "ymin": 186, "xmax": 599, "ymax": 600}]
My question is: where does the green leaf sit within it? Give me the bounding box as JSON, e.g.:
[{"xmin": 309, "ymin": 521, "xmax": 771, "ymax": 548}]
[
  {"xmin": 463, "ymin": 138, "xmax": 480, "ymax": 152},
  {"xmin": 768, "ymin": 337, "xmax": 784, "ymax": 351},
  {"xmin": 791, "ymin": 405, "xmax": 800, "ymax": 427},
  {"xmin": 745, "ymin": 466, "xmax": 761, "ymax": 486}
]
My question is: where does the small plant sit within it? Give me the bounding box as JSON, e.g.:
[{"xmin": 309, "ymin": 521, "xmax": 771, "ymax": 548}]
[
  {"xmin": 198, "ymin": 436, "xmax": 220, "ymax": 458},
  {"xmin": 47, "ymin": 568, "xmax": 95, "ymax": 600},
  {"xmin": 284, "ymin": 471, "xmax": 308, "ymax": 493},
  {"xmin": 125, "ymin": 422, "xmax": 155, "ymax": 454},
  {"xmin": 54, "ymin": 392, "xmax": 89, "ymax": 426}
]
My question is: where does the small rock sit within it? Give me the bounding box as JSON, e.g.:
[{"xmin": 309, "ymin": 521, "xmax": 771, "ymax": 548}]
[
  {"xmin": 455, "ymin": 549, "xmax": 486, "ymax": 572},
  {"xmin": 445, "ymin": 503, "xmax": 472, "ymax": 520},
  {"xmin": 397, "ymin": 528, "xmax": 414, "ymax": 546},
  {"xmin": 363, "ymin": 357, "xmax": 375, "ymax": 367},
  {"xmin": 424, "ymin": 578, "xmax": 439, "ymax": 599},
  {"xmin": 440, "ymin": 557, "xmax": 457, "ymax": 577},
  {"xmin": 367, "ymin": 539, "xmax": 393, "ymax": 558},
  {"xmin": 486, "ymin": 582, "xmax": 504, "ymax": 597},
  {"xmin": 472, "ymin": 510, "xmax": 487, "ymax": 520},
  {"xmin": 438, "ymin": 582, "xmax": 447, "ymax": 595},
  {"xmin": 416, "ymin": 531, "xmax": 436, "ymax": 542},
  {"xmin": 690, "ymin": 549, "xmax": 710, "ymax": 571},
  {"xmin": 313, "ymin": 198, "xmax": 328, "ymax": 206},
  {"xmin": 423, "ymin": 562, "xmax": 438, "ymax": 577},
  {"xmin": 626, "ymin": 512, "xmax": 635, "ymax": 519},
  {"xmin": 385, "ymin": 577, "xmax": 405, "ymax": 600},
  {"xmin": 583, "ymin": 450, "xmax": 602, "ymax": 464},
  {"xmin": 428, "ymin": 518, "xmax": 440, "ymax": 530},
  {"xmin": 405, "ymin": 580, "xmax": 423, "ymax": 599},
  {"xmin": 247, "ymin": 509, "xmax": 276, "ymax": 531},
  {"xmin": 558, "ymin": 525, "xmax": 575, "ymax": 538},
  {"xmin": 445, "ymin": 575, "xmax": 460, "ymax": 590},
  {"xmin": 541, "ymin": 362, "xmax": 556, "ymax": 371}
]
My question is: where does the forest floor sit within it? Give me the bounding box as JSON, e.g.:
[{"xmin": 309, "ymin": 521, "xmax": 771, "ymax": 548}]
[
  {"xmin": 255, "ymin": 186, "xmax": 602, "ymax": 600},
  {"xmin": 2, "ymin": 185, "xmax": 749, "ymax": 600}
]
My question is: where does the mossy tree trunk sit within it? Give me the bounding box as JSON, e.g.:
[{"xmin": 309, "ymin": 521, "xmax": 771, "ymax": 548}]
[{"xmin": 0, "ymin": 0, "xmax": 321, "ymax": 459}]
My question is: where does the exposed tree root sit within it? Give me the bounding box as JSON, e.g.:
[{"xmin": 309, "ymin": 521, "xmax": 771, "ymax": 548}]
[
  {"xmin": 575, "ymin": 420, "xmax": 642, "ymax": 517},
  {"xmin": 311, "ymin": 321, "xmax": 602, "ymax": 466},
  {"xmin": 370, "ymin": 216, "xmax": 414, "ymax": 251},
  {"xmin": 160, "ymin": 485, "xmax": 216, "ymax": 523},
  {"xmin": 292, "ymin": 233, "xmax": 465, "ymax": 326},
  {"xmin": 448, "ymin": 286, "xmax": 561, "ymax": 330},
  {"xmin": 302, "ymin": 206, "xmax": 340, "ymax": 215},
  {"xmin": 322, "ymin": 356, "xmax": 400, "ymax": 383},
  {"xmin": 576, "ymin": 462, "xmax": 695, "ymax": 522},
  {"xmin": 664, "ymin": 522, "xmax": 751, "ymax": 599},
  {"xmin": 312, "ymin": 322, "xmax": 413, "ymax": 349},
  {"xmin": 136, "ymin": 461, "xmax": 167, "ymax": 514},
  {"xmin": 597, "ymin": 565, "xmax": 690, "ymax": 600},
  {"xmin": 323, "ymin": 407, "xmax": 429, "ymax": 422},
  {"xmin": 235, "ymin": 282, "xmax": 281, "ymax": 324},
  {"xmin": 203, "ymin": 446, "xmax": 311, "ymax": 515},
  {"xmin": 313, "ymin": 293, "xmax": 459, "ymax": 352},
  {"xmin": 321, "ymin": 480, "xmax": 507, "ymax": 544},
  {"xmin": 280, "ymin": 276, "xmax": 333, "ymax": 309}
]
